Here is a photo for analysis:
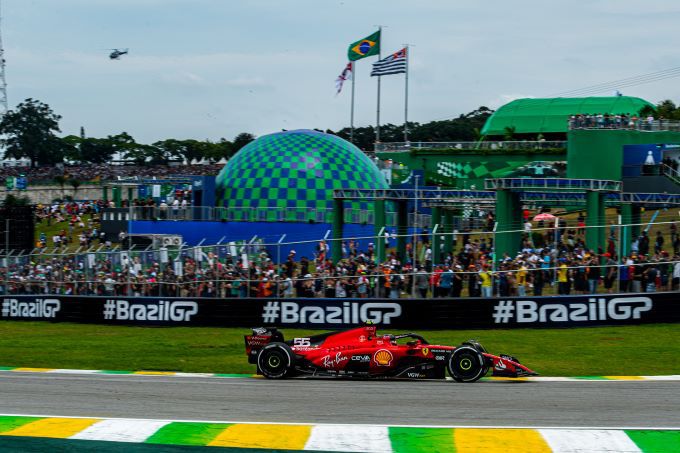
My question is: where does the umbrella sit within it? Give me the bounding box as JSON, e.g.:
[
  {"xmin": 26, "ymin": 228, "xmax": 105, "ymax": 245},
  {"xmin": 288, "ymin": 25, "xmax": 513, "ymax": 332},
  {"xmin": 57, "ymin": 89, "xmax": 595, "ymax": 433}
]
[{"xmin": 533, "ymin": 213, "xmax": 556, "ymax": 221}]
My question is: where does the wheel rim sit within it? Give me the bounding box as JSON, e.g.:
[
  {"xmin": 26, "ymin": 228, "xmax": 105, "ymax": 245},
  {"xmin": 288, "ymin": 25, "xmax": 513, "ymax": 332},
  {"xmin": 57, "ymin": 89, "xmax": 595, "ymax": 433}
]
[
  {"xmin": 268, "ymin": 356, "xmax": 281, "ymax": 368},
  {"xmin": 460, "ymin": 358, "xmax": 472, "ymax": 370}
]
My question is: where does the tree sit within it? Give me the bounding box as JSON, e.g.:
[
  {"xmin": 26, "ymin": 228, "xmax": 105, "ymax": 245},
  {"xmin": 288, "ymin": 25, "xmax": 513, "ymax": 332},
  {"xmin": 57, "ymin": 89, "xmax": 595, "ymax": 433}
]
[
  {"xmin": 69, "ymin": 179, "xmax": 82, "ymax": 199},
  {"xmin": 53, "ymin": 174, "xmax": 67, "ymax": 199},
  {"xmin": 232, "ymin": 133, "xmax": 256, "ymax": 153},
  {"xmin": 503, "ymin": 126, "xmax": 516, "ymax": 141},
  {"xmin": 0, "ymin": 98, "xmax": 64, "ymax": 167}
]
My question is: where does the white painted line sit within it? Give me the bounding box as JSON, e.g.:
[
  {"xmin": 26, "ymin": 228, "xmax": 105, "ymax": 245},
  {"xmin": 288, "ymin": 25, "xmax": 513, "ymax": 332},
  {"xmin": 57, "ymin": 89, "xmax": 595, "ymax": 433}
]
[
  {"xmin": 2, "ymin": 414, "xmax": 679, "ymax": 431},
  {"xmin": 305, "ymin": 425, "xmax": 392, "ymax": 453},
  {"xmin": 47, "ymin": 369, "xmax": 102, "ymax": 374},
  {"xmin": 70, "ymin": 419, "xmax": 170, "ymax": 443},
  {"xmin": 173, "ymin": 372, "xmax": 216, "ymax": 378},
  {"xmin": 641, "ymin": 375, "xmax": 680, "ymax": 381},
  {"xmin": 539, "ymin": 429, "xmax": 642, "ymax": 453}
]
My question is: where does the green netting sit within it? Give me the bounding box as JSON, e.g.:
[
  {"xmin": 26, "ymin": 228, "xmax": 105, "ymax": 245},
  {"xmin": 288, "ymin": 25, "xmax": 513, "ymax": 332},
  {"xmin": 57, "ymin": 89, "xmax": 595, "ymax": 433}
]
[{"xmin": 481, "ymin": 96, "xmax": 654, "ymax": 135}]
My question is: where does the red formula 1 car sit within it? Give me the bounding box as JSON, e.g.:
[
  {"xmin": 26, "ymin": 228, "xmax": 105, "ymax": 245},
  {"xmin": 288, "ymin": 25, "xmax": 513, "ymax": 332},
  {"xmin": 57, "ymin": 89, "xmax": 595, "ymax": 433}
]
[{"xmin": 244, "ymin": 324, "xmax": 537, "ymax": 382}]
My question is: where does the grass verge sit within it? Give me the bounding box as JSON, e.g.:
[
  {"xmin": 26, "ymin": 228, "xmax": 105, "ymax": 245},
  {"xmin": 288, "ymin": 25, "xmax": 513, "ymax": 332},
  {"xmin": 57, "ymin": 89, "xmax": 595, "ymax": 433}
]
[{"xmin": 1, "ymin": 322, "xmax": 678, "ymax": 376}]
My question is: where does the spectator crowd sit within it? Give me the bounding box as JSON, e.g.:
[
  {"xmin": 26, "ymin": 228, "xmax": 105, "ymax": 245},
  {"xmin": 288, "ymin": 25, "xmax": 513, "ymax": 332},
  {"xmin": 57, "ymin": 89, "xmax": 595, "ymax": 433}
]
[
  {"xmin": 568, "ymin": 113, "xmax": 668, "ymax": 130},
  {"xmin": 0, "ymin": 164, "xmax": 223, "ymax": 183},
  {"xmin": 2, "ymin": 204, "xmax": 680, "ymax": 299}
]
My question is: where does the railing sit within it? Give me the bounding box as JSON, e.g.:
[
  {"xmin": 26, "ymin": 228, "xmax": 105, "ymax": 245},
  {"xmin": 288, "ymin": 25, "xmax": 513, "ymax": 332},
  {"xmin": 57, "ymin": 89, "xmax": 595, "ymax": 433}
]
[
  {"xmin": 104, "ymin": 206, "xmax": 424, "ymax": 227},
  {"xmin": 2, "ymin": 221, "xmax": 680, "ymax": 298},
  {"xmin": 569, "ymin": 118, "xmax": 680, "ymax": 132},
  {"xmin": 375, "ymin": 141, "xmax": 567, "ymax": 152}
]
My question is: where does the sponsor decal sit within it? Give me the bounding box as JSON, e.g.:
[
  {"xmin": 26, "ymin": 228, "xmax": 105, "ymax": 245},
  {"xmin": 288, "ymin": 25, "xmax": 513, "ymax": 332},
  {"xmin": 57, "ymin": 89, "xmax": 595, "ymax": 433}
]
[
  {"xmin": 422, "ymin": 347, "xmax": 429, "ymax": 356},
  {"xmin": 373, "ymin": 349, "xmax": 393, "ymax": 366},
  {"xmin": 495, "ymin": 358, "xmax": 507, "ymax": 370},
  {"xmin": 351, "ymin": 354, "xmax": 371, "ymax": 362},
  {"xmin": 103, "ymin": 299, "xmax": 198, "ymax": 322},
  {"xmin": 435, "ymin": 355, "xmax": 445, "ymax": 361},
  {"xmin": 1, "ymin": 298, "xmax": 60, "ymax": 318},
  {"xmin": 293, "ymin": 337, "xmax": 311, "ymax": 347},
  {"xmin": 407, "ymin": 372, "xmax": 424, "ymax": 378},
  {"xmin": 321, "ymin": 352, "xmax": 349, "ymax": 368},
  {"xmin": 252, "ymin": 327, "xmax": 268, "ymax": 335},
  {"xmin": 246, "ymin": 335, "xmax": 271, "ymax": 346},
  {"xmin": 261, "ymin": 301, "xmax": 402, "ymax": 325},
  {"xmin": 492, "ymin": 297, "xmax": 653, "ymax": 324}
]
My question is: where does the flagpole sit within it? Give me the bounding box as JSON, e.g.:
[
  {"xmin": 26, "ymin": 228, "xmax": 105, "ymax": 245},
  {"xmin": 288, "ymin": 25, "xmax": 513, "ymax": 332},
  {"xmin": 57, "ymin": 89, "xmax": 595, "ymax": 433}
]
[
  {"xmin": 350, "ymin": 61, "xmax": 356, "ymax": 143},
  {"xmin": 404, "ymin": 44, "xmax": 410, "ymax": 143},
  {"xmin": 375, "ymin": 26, "xmax": 382, "ymax": 145}
]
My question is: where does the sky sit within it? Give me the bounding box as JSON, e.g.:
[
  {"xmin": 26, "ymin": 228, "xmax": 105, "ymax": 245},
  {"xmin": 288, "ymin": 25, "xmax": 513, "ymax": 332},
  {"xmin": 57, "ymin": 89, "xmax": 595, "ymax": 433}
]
[{"xmin": 4, "ymin": 0, "xmax": 680, "ymax": 143}]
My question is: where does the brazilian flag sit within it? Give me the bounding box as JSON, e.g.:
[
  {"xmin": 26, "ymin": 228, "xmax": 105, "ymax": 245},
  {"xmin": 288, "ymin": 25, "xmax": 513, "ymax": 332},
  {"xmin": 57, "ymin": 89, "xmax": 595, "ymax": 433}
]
[{"xmin": 347, "ymin": 30, "xmax": 381, "ymax": 61}]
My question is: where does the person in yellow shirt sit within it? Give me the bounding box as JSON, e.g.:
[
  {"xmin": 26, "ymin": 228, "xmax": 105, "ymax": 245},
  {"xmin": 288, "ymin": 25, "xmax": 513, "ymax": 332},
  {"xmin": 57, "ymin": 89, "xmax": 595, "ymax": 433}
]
[
  {"xmin": 557, "ymin": 258, "xmax": 571, "ymax": 295},
  {"xmin": 478, "ymin": 266, "xmax": 494, "ymax": 298},
  {"xmin": 516, "ymin": 262, "xmax": 528, "ymax": 296}
]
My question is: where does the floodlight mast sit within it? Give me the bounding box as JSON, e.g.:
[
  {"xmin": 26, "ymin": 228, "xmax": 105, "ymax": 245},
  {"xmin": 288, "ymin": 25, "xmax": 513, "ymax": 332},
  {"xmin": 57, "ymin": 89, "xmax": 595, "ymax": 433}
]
[{"xmin": 0, "ymin": 0, "xmax": 7, "ymax": 114}]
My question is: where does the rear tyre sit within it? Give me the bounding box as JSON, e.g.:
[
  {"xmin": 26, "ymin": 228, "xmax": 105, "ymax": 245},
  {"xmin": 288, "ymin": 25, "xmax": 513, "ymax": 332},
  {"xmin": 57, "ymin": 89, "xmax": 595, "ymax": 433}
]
[
  {"xmin": 257, "ymin": 342, "xmax": 293, "ymax": 379},
  {"xmin": 448, "ymin": 346, "xmax": 486, "ymax": 383}
]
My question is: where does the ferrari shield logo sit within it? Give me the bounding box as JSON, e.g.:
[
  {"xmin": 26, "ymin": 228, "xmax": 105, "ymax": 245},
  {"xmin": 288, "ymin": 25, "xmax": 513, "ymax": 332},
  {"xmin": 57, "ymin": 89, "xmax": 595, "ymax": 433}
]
[{"xmin": 422, "ymin": 347, "xmax": 429, "ymax": 356}]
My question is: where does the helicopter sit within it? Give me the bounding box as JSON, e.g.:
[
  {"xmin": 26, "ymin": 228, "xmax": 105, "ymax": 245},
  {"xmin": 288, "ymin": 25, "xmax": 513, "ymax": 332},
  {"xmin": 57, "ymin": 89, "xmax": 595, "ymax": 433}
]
[{"xmin": 108, "ymin": 48, "xmax": 129, "ymax": 60}]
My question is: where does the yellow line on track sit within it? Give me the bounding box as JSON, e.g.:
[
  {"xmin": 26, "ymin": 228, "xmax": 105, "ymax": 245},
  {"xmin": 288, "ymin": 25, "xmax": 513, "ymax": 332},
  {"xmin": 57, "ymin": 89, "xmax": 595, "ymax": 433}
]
[
  {"xmin": 454, "ymin": 428, "xmax": 551, "ymax": 452},
  {"xmin": 1, "ymin": 417, "xmax": 100, "ymax": 438},
  {"xmin": 208, "ymin": 424, "xmax": 312, "ymax": 449}
]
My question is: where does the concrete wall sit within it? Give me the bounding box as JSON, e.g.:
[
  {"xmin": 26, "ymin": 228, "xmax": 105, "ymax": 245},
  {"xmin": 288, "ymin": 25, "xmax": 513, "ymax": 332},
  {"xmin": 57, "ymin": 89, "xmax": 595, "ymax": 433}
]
[{"xmin": 0, "ymin": 184, "xmax": 104, "ymax": 204}]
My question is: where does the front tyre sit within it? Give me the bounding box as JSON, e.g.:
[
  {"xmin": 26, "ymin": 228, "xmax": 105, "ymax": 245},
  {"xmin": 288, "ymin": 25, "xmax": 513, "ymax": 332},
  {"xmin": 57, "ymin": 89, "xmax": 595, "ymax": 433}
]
[
  {"xmin": 448, "ymin": 346, "xmax": 486, "ymax": 383},
  {"xmin": 257, "ymin": 342, "xmax": 293, "ymax": 379}
]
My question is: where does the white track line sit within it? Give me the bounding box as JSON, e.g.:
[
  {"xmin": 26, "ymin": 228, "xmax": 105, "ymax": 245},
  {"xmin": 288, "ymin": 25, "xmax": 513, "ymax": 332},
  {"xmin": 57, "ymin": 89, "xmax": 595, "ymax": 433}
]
[
  {"xmin": 304, "ymin": 425, "xmax": 391, "ymax": 452},
  {"xmin": 1, "ymin": 414, "xmax": 679, "ymax": 430},
  {"xmin": 70, "ymin": 419, "xmax": 170, "ymax": 443},
  {"xmin": 539, "ymin": 429, "xmax": 642, "ymax": 453}
]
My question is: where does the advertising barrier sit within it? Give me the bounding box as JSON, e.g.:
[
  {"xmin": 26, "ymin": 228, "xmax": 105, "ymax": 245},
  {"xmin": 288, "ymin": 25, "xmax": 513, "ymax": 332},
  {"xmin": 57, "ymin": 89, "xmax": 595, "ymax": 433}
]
[{"xmin": 1, "ymin": 293, "xmax": 679, "ymax": 329}]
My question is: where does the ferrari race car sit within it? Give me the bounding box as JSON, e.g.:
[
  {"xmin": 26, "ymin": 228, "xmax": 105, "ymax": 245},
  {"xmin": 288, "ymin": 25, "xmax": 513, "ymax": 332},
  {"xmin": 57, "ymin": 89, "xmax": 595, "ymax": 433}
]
[{"xmin": 244, "ymin": 324, "xmax": 537, "ymax": 382}]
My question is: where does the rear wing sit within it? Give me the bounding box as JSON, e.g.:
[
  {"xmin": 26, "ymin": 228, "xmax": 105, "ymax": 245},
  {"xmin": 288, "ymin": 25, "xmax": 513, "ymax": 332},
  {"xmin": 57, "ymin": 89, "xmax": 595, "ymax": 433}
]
[{"xmin": 244, "ymin": 327, "xmax": 284, "ymax": 356}]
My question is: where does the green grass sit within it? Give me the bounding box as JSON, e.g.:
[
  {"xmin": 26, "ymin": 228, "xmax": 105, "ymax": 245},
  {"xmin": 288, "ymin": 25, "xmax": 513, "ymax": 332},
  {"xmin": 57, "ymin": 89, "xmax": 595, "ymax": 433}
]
[
  {"xmin": 1, "ymin": 322, "xmax": 678, "ymax": 376},
  {"xmin": 33, "ymin": 213, "xmax": 103, "ymax": 253}
]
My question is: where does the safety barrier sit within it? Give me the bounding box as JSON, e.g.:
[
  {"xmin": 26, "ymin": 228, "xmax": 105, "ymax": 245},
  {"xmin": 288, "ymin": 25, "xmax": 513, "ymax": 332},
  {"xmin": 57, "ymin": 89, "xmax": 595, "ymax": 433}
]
[{"xmin": 1, "ymin": 292, "xmax": 677, "ymax": 329}]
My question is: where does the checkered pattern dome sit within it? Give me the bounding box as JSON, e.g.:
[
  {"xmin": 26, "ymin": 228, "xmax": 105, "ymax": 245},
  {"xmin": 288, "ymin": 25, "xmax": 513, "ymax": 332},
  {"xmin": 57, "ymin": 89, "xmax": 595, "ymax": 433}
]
[{"xmin": 216, "ymin": 130, "xmax": 388, "ymax": 210}]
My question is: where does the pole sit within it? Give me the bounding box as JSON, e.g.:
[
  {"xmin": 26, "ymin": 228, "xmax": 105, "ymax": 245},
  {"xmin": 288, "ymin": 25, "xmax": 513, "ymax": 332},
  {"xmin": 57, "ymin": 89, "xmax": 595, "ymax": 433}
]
[
  {"xmin": 350, "ymin": 61, "xmax": 356, "ymax": 143},
  {"xmin": 375, "ymin": 26, "xmax": 382, "ymax": 144},
  {"xmin": 412, "ymin": 176, "xmax": 419, "ymax": 297},
  {"xmin": 4, "ymin": 219, "xmax": 7, "ymax": 295},
  {"xmin": 404, "ymin": 44, "xmax": 410, "ymax": 143},
  {"xmin": 617, "ymin": 214, "xmax": 622, "ymax": 293}
]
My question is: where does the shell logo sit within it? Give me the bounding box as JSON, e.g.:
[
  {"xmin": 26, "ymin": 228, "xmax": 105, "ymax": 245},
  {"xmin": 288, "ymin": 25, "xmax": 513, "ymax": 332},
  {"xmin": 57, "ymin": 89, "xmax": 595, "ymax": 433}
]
[{"xmin": 373, "ymin": 349, "xmax": 393, "ymax": 366}]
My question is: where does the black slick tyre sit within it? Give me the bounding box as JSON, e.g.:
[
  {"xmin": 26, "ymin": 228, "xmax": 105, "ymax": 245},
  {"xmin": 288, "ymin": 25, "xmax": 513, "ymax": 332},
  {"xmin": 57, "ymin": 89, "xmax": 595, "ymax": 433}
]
[
  {"xmin": 257, "ymin": 342, "xmax": 293, "ymax": 379},
  {"xmin": 448, "ymin": 346, "xmax": 486, "ymax": 383}
]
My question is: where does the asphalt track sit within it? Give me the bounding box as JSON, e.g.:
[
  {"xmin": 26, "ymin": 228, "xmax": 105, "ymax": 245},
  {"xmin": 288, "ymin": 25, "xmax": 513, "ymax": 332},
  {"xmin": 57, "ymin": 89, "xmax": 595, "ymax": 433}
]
[{"xmin": 0, "ymin": 372, "xmax": 678, "ymax": 428}]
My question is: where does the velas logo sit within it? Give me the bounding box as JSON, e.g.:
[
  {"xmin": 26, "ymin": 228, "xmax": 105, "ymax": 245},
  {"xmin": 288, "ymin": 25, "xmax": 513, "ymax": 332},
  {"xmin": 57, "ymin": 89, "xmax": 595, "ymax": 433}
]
[
  {"xmin": 352, "ymin": 39, "xmax": 376, "ymax": 56},
  {"xmin": 373, "ymin": 349, "xmax": 393, "ymax": 366}
]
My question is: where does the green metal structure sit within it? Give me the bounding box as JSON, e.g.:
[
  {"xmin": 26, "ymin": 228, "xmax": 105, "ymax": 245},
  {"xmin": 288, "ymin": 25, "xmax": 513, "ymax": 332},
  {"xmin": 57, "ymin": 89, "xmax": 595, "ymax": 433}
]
[{"xmin": 481, "ymin": 96, "xmax": 654, "ymax": 136}]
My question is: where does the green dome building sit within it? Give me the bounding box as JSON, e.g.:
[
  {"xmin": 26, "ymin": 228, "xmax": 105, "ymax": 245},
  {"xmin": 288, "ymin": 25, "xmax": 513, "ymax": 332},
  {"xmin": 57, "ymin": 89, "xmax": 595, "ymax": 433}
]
[{"xmin": 216, "ymin": 130, "xmax": 388, "ymax": 212}]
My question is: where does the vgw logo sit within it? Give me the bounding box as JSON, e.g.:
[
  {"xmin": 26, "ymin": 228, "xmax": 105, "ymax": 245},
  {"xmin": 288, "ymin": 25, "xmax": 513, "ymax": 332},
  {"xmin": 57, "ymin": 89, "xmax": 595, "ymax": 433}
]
[
  {"xmin": 262, "ymin": 301, "xmax": 402, "ymax": 325},
  {"xmin": 1, "ymin": 298, "xmax": 61, "ymax": 318},
  {"xmin": 492, "ymin": 297, "xmax": 653, "ymax": 324},
  {"xmin": 103, "ymin": 300, "xmax": 198, "ymax": 322}
]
